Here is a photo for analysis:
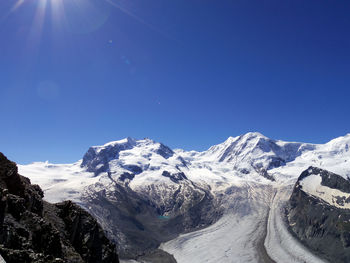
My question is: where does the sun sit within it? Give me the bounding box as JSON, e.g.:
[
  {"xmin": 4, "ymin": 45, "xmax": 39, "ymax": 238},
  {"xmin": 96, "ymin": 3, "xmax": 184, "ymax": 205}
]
[{"xmin": 8, "ymin": 0, "xmax": 163, "ymax": 39}]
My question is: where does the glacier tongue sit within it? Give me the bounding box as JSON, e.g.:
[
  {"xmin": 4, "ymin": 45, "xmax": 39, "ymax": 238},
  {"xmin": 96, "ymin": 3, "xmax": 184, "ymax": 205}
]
[{"xmin": 161, "ymin": 184, "xmax": 327, "ymax": 263}]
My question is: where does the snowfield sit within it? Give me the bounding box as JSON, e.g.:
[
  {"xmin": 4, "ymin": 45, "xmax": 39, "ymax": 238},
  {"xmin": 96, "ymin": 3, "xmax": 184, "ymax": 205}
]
[
  {"xmin": 18, "ymin": 132, "xmax": 350, "ymax": 262},
  {"xmin": 18, "ymin": 161, "xmax": 99, "ymax": 203}
]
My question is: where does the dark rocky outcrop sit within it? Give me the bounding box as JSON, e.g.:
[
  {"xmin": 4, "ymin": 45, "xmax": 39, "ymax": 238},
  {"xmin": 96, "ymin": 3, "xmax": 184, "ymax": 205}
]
[
  {"xmin": 155, "ymin": 144, "xmax": 174, "ymax": 159},
  {"xmin": 0, "ymin": 153, "xmax": 119, "ymax": 263},
  {"xmin": 287, "ymin": 167, "xmax": 350, "ymax": 263},
  {"xmin": 119, "ymin": 172, "xmax": 135, "ymax": 182},
  {"xmin": 161, "ymin": 171, "xmax": 187, "ymax": 183}
]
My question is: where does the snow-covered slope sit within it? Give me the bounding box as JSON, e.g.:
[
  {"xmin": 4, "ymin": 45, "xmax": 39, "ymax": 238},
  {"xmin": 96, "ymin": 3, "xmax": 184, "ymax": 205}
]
[
  {"xmin": 269, "ymin": 138, "xmax": 350, "ymax": 186},
  {"xmin": 180, "ymin": 132, "xmax": 318, "ymax": 185},
  {"xmin": 17, "ymin": 132, "xmax": 350, "ymax": 262},
  {"xmin": 300, "ymin": 173, "xmax": 350, "ymax": 209},
  {"xmin": 198, "ymin": 132, "xmax": 313, "ymax": 167},
  {"xmin": 17, "ymin": 161, "xmax": 98, "ymax": 203}
]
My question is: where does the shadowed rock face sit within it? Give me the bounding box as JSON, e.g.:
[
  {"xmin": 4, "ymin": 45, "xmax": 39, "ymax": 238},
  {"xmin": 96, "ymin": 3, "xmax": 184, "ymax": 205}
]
[
  {"xmin": 161, "ymin": 171, "xmax": 187, "ymax": 183},
  {"xmin": 81, "ymin": 139, "xmax": 136, "ymax": 176},
  {"xmin": 0, "ymin": 153, "xmax": 119, "ymax": 263},
  {"xmin": 287, "ymin": 167, "xmax": 350, "ymax": 263}
]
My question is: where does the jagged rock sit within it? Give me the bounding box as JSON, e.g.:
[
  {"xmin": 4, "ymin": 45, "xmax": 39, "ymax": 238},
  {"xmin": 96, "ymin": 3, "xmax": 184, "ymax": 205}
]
[
  {"xmin": 119, "ymin": 172, "xmax": 135, "ymax": 182},
  {"xmin": 161, "ymin": 171, "xmax": 187, "ymax": 183},
  {"xmin": 0, "ymin": 153, "xmax": 119, "ymax": 263}
]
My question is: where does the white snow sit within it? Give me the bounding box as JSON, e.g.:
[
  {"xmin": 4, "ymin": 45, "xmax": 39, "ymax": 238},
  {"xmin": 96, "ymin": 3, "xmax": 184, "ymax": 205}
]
[
  {"xmin": 269, "ymin": 134, "xmax": 350, "ymax": 184},
  {"xmin": 91, "ymin": 137, "xmax": 135, "ymax": 154},
  {"xmin": 300, "ymin": 173, "xmax": 350, "ymax": 209}
]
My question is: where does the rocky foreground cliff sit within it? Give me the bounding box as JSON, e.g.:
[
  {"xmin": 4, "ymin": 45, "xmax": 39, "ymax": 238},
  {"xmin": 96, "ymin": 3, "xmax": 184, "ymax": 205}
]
[
  {"xmin": 287, "ymin": 167, "xmax": 350, "ymax": 263},
  {"xmin": 0, "ymin": 152, "xmax": 119, "ymax": 263}
]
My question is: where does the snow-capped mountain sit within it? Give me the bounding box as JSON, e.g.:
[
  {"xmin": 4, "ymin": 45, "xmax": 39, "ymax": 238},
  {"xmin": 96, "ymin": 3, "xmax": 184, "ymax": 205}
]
[
  {"xmin": 180, "ymin": 132, "xmax": 317, "ymax": 183},
  {"xmin": 17, "ymin": 132, "xmax": 350, "ymax": 262},
  {"xmin": 198, "ymin": 132, "xmax": 312, "ymax": 165},
  {"xmin": 81, "ymin": 137, "xmax": 189, "ymax": 189}
]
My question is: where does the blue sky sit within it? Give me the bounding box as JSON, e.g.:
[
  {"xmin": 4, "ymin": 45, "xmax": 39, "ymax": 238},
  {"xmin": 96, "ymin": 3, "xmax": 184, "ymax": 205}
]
[{"xmin": 1, "ymin": 0, "xmax": 350, "ymax": 164}]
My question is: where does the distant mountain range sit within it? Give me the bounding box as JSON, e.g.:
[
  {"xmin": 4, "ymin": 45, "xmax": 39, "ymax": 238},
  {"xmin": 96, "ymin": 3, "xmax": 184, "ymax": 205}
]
[{"xmin": 14, "ymin": 132, "xmax": 350, "ymax": 262}]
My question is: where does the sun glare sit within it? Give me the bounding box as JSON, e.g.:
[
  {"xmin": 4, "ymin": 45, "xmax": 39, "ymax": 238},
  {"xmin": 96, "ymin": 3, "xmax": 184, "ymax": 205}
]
[
  {"xmin": 6, "ymin": 0, "xmax": 113, "ymax": 42},
  {"xmin": 11, "ymin": 0, "xmax": 25, "ymax": 12},
  {"xmin": 7, "ymin": 0, "xmax": 155, "ymax": 39}
]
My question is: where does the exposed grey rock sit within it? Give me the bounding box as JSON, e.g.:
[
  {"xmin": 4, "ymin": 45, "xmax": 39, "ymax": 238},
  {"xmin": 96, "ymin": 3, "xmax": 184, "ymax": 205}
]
[
  {"xmin": 82, "ymin": 179, "xmax": 222, "ymax": 260},
  {"xmin": 121, "ymin": 165, "xmax": 143, "ymax": 175},
  {"xmin": 161, "ymin": 171, "xmax": 187, "ymax": 183}
]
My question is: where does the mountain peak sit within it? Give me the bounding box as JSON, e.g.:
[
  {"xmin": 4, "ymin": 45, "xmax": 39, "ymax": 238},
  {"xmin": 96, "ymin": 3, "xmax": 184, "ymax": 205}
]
[
  {"xmin": 81, "ymin": 137, "xmax": 175, "ymax": 175},
  {"xmin": 241, "ymin": 131, "xmax": 267, "ymax": 139},
  {"xmin": 199, "ymin": 132, "xmax": 311, "ymax": 176},
  {"xmin": 225, "ymin": 132, "xmax": 268, "ymax": 143},
  {"xmin": 93, "ymin": 137, "xmax": 137, "ymax": 151}
]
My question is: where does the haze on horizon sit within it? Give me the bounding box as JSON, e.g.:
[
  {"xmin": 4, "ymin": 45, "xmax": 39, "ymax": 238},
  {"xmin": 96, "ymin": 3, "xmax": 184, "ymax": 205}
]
[{"xmin": 1, "ymin": 0, "xmax": 350, "ymax": 164}]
